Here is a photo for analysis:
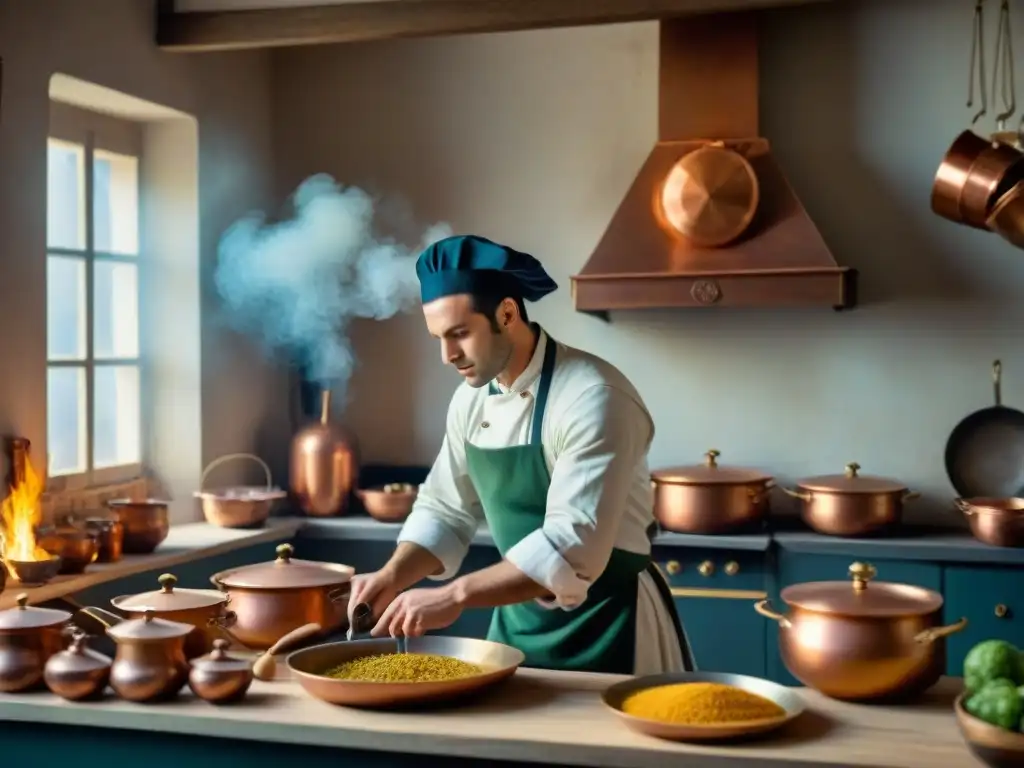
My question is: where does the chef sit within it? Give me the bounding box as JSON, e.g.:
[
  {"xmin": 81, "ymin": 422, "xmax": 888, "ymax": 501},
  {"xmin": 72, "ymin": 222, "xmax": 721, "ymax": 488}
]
[{"xmin": 348, "ymin": 234, "xmax": 695, "ymax": 675}]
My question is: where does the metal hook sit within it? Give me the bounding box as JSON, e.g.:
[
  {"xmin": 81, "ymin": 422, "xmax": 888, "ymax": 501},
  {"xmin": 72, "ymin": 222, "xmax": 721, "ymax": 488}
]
[
  {"xmin": 993, "ymin": 0, "xmax": 1015, "ymax": 127},
  {"xmin": 970, "ymin": 0, "xmax": 989, "ymax": 125}
]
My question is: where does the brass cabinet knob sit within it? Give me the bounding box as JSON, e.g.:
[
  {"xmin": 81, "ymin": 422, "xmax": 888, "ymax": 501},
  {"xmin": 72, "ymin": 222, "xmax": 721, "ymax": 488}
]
[
  {"xmin": 698, "ymin": 560, "xmax": 714, "ymax": 577},
  {"xmin": 665, "ymin": 561, "xmax": 681, "ymax": 575},
  {"xmin": 995, "ymin": 604, "xmax": 1009, "ymax": 619},
  {"xmin": 724, "ymin": 561, "xmax": 739, "ymax": 576}
]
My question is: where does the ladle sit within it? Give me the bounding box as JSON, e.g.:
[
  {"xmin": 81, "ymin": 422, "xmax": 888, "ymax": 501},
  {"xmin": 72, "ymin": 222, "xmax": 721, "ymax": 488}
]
[{"xmin": 251, "ymin": 622, "xmax": 322, "ymax": 682}]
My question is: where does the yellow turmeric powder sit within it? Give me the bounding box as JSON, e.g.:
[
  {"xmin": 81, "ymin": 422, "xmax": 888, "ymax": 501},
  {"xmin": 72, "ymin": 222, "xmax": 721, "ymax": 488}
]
[
  {"xmin": 323, "ymin": 653, "xmax": 482, "ymax": 683},
  {"xmin": 621, "ymin": 682, "xmax": 786, "ymax": 725}
]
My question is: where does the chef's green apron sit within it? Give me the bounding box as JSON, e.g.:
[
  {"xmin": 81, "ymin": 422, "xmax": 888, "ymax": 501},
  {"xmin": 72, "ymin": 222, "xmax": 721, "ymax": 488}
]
[{"xmin": 464, "ymin": 332, "xmax": 690, "ymax": 675}]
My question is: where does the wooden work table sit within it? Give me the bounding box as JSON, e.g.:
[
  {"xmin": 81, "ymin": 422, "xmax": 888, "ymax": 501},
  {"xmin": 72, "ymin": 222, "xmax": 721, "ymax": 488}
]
[{"xmin": 0, "ymin": 669, "xmax": 977, "ymax": 768}]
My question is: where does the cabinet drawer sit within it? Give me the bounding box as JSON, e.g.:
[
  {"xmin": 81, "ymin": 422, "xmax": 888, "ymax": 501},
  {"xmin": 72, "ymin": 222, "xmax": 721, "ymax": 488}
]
[
  {"xmin": 652, "ymin": 547, "xmax": 766, "ymax": 595},
  {"xmin": 944, "ymin": 565, "xmax": 1024, "ymax": 677},
  {"xmin": 676, "ymin": 596, "xmax": 766, "ymax": 677}
]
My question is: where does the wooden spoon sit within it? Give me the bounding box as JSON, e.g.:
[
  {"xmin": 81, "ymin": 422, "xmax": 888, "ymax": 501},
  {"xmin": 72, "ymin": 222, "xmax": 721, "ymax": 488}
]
[{"xmin": 252, "ymin": 622, "xmax": 322, "ymax": 682}]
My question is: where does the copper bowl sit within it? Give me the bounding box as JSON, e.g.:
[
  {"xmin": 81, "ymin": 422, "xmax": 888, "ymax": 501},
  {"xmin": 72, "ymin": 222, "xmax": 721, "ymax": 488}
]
[
  {"xmin": 7, "ymin": 556, "xmax": 62, "ymax": 586},
  {"xmin": 105, "ymin": 499, "xmax": 170, "ymax": 554},
  {"xmin": 357, "ymin": 483, "xmax": 417, "ymax": 523},
  {"xmin": 956, "ymin": 497, "xmax": 1024, "ymax": 548},
  {"xmin": 955, "ymin": 693, "xmax": 1024, "ymax": 767}
]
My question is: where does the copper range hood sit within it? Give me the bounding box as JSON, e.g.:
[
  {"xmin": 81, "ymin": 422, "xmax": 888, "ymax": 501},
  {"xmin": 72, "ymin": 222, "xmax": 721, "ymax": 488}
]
[{"xmin": 570, "ymin": 13, "xmax": 856, "ymax": 316}]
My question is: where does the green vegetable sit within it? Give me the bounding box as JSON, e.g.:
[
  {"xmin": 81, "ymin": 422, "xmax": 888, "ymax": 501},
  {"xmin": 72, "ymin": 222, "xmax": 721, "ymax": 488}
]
[
  {"xmin": 965, "ymin": 679, "xmax": 1023, "ymax": 731},
  {"xmin": 964, "ymin": 639, "xmax": 1023, "ymax": 692}
]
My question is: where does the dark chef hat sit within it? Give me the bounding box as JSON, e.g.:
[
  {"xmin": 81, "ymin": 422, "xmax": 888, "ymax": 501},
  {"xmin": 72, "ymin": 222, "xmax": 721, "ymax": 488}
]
[{"xmin": 415, "ymin": 235, "xmax": 558, "ymax": 304}]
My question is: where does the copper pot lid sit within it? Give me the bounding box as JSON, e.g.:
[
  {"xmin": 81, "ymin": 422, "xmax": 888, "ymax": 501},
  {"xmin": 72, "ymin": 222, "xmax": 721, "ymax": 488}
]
[
  {"xmin": 50, "ymin": 629, "xmax": 111, "ymax": 671},
  {"xmin": 659, "ymin": 142, "xmax": 760, "ymax": 247},
  {"xmin": 797, "ymin": 462, "xmax": 907, "ymax": 494},
  {"xmin": 112, "ymin": 573, "xmax": 228, "ymax": 612},
  {"xmin": 651, "ymin": 450, "xmax": 772, "ymax": 485},
  {"xmin": 213, "ymin": 543, "xmax": 354, "ymax": 590},
  {"xmin": 191, "ymin": 639, "xmax": 251, "ymax": 673},
  {"xmin": 780, "ymin": 562, "xmax": 943, "ymax": 618},
  {"xmin": 0, "ymin": 593, "xmax": 71, "ymax": 630},
  {"xmin": 106, "ymin": 609, "xmax": 193, "ymax": 641}
]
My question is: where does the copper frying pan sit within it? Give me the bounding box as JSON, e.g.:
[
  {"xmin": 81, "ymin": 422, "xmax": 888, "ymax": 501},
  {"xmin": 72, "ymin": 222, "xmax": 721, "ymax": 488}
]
[{"xmin": 944, "ymin": 360, "xmax": 1024, "ymax": 498}]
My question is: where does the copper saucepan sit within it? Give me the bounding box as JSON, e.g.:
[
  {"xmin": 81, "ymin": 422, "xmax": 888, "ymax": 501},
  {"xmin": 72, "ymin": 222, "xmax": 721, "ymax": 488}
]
[
  {"xmin": 955, "ymin": 496, "xmax": 1024, "ymax": 548},
  {"xmin": 932, "ymin": 130, "xmax": 1024, "ymax": 229},
  {"xmin": 755, "ymin": 562, "xmax": 967, "ymax": 701}
]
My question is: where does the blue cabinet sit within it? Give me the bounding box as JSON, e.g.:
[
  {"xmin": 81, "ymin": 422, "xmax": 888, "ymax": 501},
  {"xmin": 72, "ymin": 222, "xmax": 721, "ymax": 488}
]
[
  {"xmin": 766, "ymin": 551, "xmax": 942, "ymax": 685},
  {"xmin": 943, "ymin": 564, "xmax": 1024, "ymax": 677}
]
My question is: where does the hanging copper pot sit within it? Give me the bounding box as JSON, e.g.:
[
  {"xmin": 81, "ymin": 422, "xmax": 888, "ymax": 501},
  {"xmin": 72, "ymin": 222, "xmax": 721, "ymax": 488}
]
[{"xmin": 290, "ymin": 389, "xmax": 359, "ymax": 517}]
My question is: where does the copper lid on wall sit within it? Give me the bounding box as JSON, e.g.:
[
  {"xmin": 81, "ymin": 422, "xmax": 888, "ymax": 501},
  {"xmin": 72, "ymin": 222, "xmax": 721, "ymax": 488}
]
[
  {"xmin": 652, "ymin": 449, "xmax": 772, "ymax": 485},
  {"xmin": 211, "ymin": 543, "xmax": 354, "ymax": 590},
  {"xmin": 797, "ymin": 462, "xmax": 908, "ymax": 494},
  {"xmin": 780, "ymin": 563, "xmax": 944, "ymax": 618}
]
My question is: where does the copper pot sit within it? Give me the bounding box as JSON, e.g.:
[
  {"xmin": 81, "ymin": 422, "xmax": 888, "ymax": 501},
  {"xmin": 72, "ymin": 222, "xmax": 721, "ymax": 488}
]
[
  {"xmin": 82, "ymin": 517, "xmax": 124, "ymax": 563},
  {"xmin": 291, "ymin": 389, "xmax": 359, "ymax": 517},
  {"xmin": 955, "ymin": 497, "xmax": 1024, "ymax": 548},
  {"xmin": 43, "ymin": 628, "xmax": 111, "ymax": 701},
  {"xmin": 755, "ymin": 562, "xmax": 967, "ymax": 701},
  {"xmin": 357, "ymin": 483, "xmax": 417, "ymax": 523},
  {"xmin": 208, "ymin": 543, "xmax": 353, "ymax": 650},
  {"xmin": 80, "ymin": 572, "xmax": 233, "ymax": 659},
  {"xmin": 104, "ymin": 499, "xmax": 170, "ymax": 554},
  {"xmin": 650, "ymin": 450, "xmax": 773, "ymax": 534},
  {"xmin": 781, "ymin": 462, "xmax": 919, "ymax": 537},
  {"xmin": 188, "ymin": 638, "xmax": 253, "ymax": 704},
  {"xmin": 36, "ymin": 527, "xmax": 98, "ymax": 574},
  {"xmin": 932, "ymin": 130, "xmax": 1024, "ymax": 229},
  {"xmin": 0, "ymin": 593, "xmax": 72, "ymax": 692},
  {"xmin": 105, "ymin": 609, "xmax": 191, "ymax": 702}
]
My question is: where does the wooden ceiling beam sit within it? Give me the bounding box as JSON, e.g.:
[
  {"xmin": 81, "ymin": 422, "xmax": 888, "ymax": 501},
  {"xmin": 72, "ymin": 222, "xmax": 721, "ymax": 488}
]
[{"xmin": 156, "ymin": 0, "xmax": 836, "ymax": 53}]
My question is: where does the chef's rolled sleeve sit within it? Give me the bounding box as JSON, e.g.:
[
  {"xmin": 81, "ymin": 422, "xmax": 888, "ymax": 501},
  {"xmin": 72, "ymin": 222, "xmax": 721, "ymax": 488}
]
[
  {"xmin": 504, "ymin": 384, "xmax": 653, "ymax": 609},
  {"xmin": 397, "ymin": 395, "xmax": 482, "ymax": 580}
]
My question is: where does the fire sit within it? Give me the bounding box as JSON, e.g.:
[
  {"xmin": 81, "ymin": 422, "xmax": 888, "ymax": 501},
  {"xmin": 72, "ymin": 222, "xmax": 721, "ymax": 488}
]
[{"xmin": 0, "ymin": 451, "xmax": 48, "ymax": 568}]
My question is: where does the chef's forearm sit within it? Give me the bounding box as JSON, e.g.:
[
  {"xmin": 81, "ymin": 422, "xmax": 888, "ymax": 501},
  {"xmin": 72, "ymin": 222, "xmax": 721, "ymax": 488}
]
[
  {"xmin": 446, "ymin": 559, "xmax": 553, "ymax": 609},
  {"xmin": 382, "ymin": 542, "xmax": 446, "ymax": 591}
]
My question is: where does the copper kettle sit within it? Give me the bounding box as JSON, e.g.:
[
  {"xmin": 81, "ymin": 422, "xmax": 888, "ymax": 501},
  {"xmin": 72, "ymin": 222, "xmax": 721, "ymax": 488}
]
[{"xmin": 289, "ymin": 389, "xmax": 358, "ymax": 517}]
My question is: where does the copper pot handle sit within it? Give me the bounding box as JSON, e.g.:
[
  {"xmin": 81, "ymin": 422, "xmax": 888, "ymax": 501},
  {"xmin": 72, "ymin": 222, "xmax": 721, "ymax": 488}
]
[
  {"xmin": 77, "ymin": 606, "xmax": 124, "ymax": 629},
  {"xmin": 753, "ymin": 599, "xmax": 792, "ymax": 628},
  {"xmin": 914, "ymin": 617, "xmax": 968, "ymax": 644},
  {"xmin": 207, "ymin": 610, "xmax": 250, "ymax": 649},
  {"xmin": 781, "ymin": 487, "xmax": 812, "ymax": 502},
  {"xmin": 903, "ymin": 491, "xmax": 922, "ymax": 503}
]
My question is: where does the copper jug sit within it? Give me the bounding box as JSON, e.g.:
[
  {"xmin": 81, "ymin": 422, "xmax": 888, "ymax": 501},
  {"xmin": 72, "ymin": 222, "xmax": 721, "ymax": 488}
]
[{"xmin": 289, "ymin": 389, "xmax": 358, "ymax": 517}]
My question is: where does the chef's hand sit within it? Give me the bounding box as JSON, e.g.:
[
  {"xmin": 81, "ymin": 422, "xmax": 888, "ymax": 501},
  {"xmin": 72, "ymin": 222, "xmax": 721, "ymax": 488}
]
[
  {"xmin": 371, "ymin": 586, "xmax": 463, "ymax": 638},
  {"xmin": 347, "ymin": 570, "xmax": 400, "ymax": 630}
]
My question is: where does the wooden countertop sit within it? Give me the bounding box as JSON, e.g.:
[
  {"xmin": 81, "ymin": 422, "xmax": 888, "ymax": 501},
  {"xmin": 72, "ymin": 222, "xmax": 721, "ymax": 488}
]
[
  {"xmin": 0, "ymin": 519, "xmax": 301, "ymax": 609},
  {"xmin": 0, "ymin": 669, "xmax": 975, "ymax": 767}
]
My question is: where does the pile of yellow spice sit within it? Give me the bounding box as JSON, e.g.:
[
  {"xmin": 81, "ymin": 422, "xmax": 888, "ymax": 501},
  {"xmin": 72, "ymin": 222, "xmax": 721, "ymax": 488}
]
[
  {"xmin": 621, "ymin": 682, "xmax": 786, "ymax": 725},
  {"xmin": 322, "ymin": 653, "xmax": 483, "ymax": 683}
]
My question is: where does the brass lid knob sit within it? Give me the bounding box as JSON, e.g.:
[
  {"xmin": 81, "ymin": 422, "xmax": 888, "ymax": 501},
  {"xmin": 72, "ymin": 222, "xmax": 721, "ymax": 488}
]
[
  {"xmin": 844, "ymin": 462, "xmax": 861, "ymax": 478},
  {"xmin": 704, "ymin": 450, "xmax": 720, "ymax": 468},
  {"xmin": 158, "ymin": 573, "xmax": 177, "ymax": 593},
  {"xmin": 275, "ymin": 543, "xmax": 294, "ymax": 563},
  {"xmin": 849, "ymin": 561, "xmax": 876, "ymax": 591}
]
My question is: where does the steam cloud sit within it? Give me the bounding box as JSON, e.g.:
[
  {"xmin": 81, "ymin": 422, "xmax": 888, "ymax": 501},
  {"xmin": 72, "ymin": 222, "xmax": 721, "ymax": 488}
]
[{"xmin": 214, "ymin": 174, "xmax": 451, "ymax": 390}]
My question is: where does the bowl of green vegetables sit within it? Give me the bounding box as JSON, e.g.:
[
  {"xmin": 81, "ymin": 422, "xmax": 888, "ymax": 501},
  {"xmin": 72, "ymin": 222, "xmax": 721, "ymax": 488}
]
[{"xmin": 955, "ymin": 638, "xmax": 1024, "ymax": 768}]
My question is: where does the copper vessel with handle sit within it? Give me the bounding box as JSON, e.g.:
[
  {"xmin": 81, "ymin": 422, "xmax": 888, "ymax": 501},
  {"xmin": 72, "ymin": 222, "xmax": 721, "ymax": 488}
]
[{"xmin": 290, "ymin": 389, "xmax": 358, "ymax": 517}]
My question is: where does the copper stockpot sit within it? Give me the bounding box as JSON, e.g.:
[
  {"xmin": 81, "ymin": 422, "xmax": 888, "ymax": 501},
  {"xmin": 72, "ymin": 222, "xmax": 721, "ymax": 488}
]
[
  {"xmin": 105, "ymin": 609, "xmax": 191, "ymax": 702},
  {"xmin": 782, "ymin": 462, "xmax": 919, "ymax": 537},
  {"xmin": 80, "ymin": 572, "xmax": 233, "ymax": 659},
  {"xmin": 104, "ymin": 498, "xmax": 170, "ymax": 554},
  {"xmin": 208, "ymin": 543, "xmax": 354, "ymax": 650},
  {"xmin": 955, "ymin": 497, "xmax": 1024, "ymax": 548},
  {"xmin": 755, "ymin": 562, "xmax": 967, "ymax": 701},
  {"xmin": 43, "ymin": 628, "xmax": 111, "ymax": 701},
  {"xmin": 290, "ymin": 389, "xmax": 359, "ymax": 517},
  {"xmin": 0, "ymin": 594, "xmax": 72, "ymax": 692},
  {"xmin": 650, "ymin": 450, "xmax": 773, "ymax": 534},
  {"xmin": 932, "ymin": 130, "xmax": 1024, "ymax": 229}
]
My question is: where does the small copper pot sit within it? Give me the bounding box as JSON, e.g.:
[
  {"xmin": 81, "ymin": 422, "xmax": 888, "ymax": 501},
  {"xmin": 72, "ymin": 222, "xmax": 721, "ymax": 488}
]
[
  {"xmin": 105, "ymin": 609, "xmax": 191, "ymax": 702},
  {"xmin": 782, "ymin": 462, "xmax": 919, "ymax": 537},
  {"xmin": 83, "ymin": 517, "xmax": 124, "ymax": 563},
  {"xmin": 209, "ymin": 543, "xmax": 353, "ymax": 650},
  {"xmin": 105, "ymin": 499, "xmax": 170, "ymax": 554},
  {"xmin": 36, "ymin": 527, "xmax": 98, "ymax": 574},
  {"xmin": 932, "ymin": 130, "xmax": 1024, "ymax": 229},
  {"xmin": 0, "ymin": 594, "xmax": 73, "ymax": 692},
  {"xmin": 188, "ymin": 638, "xmax": 253, "ymax": 704},
  {"xmin": 80, "ymin": 572, "xmax": 233, "ymax": 660},
  {"xmin": 43, "ymin": 628, "xmax": 111, "ymax": 701},
  {"xmin": 956, "ymin": 497, "xmax": 1024, "ymax": 547},
  {"xmin": 755, "ymin": 562, "xmax": 967, "ymax": 701},
  {"xmin": 650, "ymin": 450, "xmax": 773, "ymax": 534}
]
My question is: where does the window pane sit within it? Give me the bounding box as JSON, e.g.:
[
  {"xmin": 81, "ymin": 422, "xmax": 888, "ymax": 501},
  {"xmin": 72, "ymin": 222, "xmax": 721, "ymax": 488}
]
[
  {"xmin": 93, "ymin": 149, "xmax": 139, "ymax": 256},
  {"xmin": 46, "ymin": 255, "xmax": 86, "ymax": 361},
  {"xmin": 94, "ymin": 364, "xmax": 140, "ymax": 469},
  {"xmin": 94, "ymin": 261, "xmax": 139, "ymax": 359},
  {"xmin": 47, "ymin": 366, "xmax": 87, "ymax": 476},
  {"xmin": 47, "ymin": 139, "xmax": 85, "ymax": 250}
]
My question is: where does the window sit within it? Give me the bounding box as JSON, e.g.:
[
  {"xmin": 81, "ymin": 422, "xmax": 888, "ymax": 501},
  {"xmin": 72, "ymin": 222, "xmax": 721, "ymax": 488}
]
[{"xmin": 46, "ymin": 107, "xmax": 142, "ymax": 486}]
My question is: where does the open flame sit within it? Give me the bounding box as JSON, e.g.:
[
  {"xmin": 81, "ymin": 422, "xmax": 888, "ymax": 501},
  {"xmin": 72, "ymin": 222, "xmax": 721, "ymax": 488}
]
[{"xmin": 0, "ymin": 451, "xmax": 48, "ymax": 569}]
